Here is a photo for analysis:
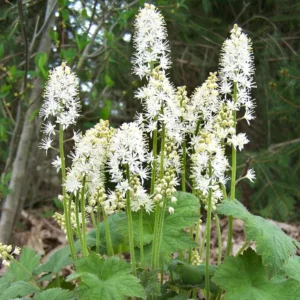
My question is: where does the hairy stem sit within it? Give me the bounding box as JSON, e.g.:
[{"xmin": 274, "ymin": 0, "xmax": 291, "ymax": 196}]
[
  {"xmin": 59, "ymin": 125, "xmax": 76, "ymax": 260},
  {"xmin": 226, "ymin": 82, "xmax": 237, "ymax": 257},
  {"xmin": 96, "ymin": 202, "xmax": 101, "ymax": 254},
  {"xmin": 126, "ymin": 165, "xmax": 136, "ymax": 275},
  {"xmin": 103, "ymin": 210, "xmax": 114, "ymax": 256},
  {"xmin": 75, "ymin": 192, "xmax": 83, "ymax": 249},
  {"xmin": 80, "ymin": 176, "xmax": 88, "ymax": 256},
  {"xmin": 205, "ymin": 162, "xmax": 212, "ymax": 299},
  {"xmin": 215, "ymin": 215, "xmax": 222, "ymax": 265},
  {"xmin": 139, "ymin": 209, "xmax": 144, "ymax": 267}
]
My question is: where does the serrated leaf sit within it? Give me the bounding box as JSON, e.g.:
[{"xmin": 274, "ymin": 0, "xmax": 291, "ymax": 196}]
[
  {"xmin": 0, "ymin": 281, "xmax": 40, "ymax": 300},
  {"xmin": 139, "ymin": 270, "xmax": 161, "ymax": 297},
  {"xmin": 283, "ymin": 256, "xmax": 300, "ymax": 282},
  {"xmin": 85, "ymin": 212, "xmax": 127, "ymax": 254},
  {"xmin": 10, "ymin": 247, "xmax": 41, "ymax": 281},
  {"xmin": 216, "ymin": 200, "xmax": 297, "ymax": 277},
  {"xmin": 122, "ymin": 192, "xmax": 200, "ymax": 260},
  {"xmin": 34, "ymin": 246, "xmax": 73, "ymax": 277},
  {"xmin": 70, "ymin": 254, "xmax": 145, "ymax": 299},
  {"xmin": 212, "ymin": 248, "xmax": 300, "ymax": 300},
  {"xmin": 33, "ymin": 288, "xmax": 76, "ymax": 300}
]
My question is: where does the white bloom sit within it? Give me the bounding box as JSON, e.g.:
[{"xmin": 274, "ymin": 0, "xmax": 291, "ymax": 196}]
[
  {"xmin": 245, "ymin": 168, "xmax": 256, "ymax": 182},
  {"xmin": 39, "ymin": 63, "xmax": 81, "ymax": 130},
  {"xmin": 228, "ymin": 133, "xmax": 249, "ymax": 151},
  {"xmin": 51, "ymin": 156, "xmax": 61, "ymax": 172},
  {"xmin": 219, "ymin": 24, "xmax": 256, "ymax": 127},
  {"xmin": 39, "ymin": 136, "xmax": 53, "ymax": 154},
  {"xmin": 132, "ymin": 3, "xmax": 171, "ymax": 78},
  {"xmin": 168, "ymin": 207, "xmax": 175, "ymax": 214},
  {"xmin": 107, "ymin": 122, "xmax": 149, "ymax": 183}
]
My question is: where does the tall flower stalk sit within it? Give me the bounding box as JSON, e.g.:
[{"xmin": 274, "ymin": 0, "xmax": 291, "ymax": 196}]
[
  {"xmin": 39, "ymin": 62, "xmax": 81, "ymax": 259},
  {"xmin": 218, "ymin": 24, "xmax": 255, "ymax": 256}
]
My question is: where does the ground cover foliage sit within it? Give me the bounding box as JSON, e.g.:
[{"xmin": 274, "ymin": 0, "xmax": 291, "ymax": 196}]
[{"xmin": 0, "ymin": 0, "xmax": 300, "ymax": 299}]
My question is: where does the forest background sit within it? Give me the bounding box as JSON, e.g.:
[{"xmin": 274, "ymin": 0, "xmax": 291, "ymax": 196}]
[{"xmin": 0, "ymin": 0, "xmax": 299, "ymax": 247}]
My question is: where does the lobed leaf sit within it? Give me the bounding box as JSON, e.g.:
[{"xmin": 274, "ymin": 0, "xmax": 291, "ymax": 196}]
[
  {"xmin": 212, "ymin": 248, "xmax": 300, "ymax": 300},
  {"xmin": 216, "ymin": 200, "xmax": 298, "ymax": 277},
  {"xmin": 69, "ymin": 254, "xmax": 146, "ymax": 300}
]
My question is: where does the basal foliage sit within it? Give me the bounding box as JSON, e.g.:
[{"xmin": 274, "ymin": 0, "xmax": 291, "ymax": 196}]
[{"xmin": 1, "ymin": 3, "xmax": 299, "ymax": 300}]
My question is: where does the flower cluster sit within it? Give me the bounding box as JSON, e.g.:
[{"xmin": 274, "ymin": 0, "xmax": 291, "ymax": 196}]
[
  {"xmin": 0, "ymin": 243, "xmax": 21, "ymax": 267},
  {"xmin": 136, "ymin": 67, "xmax": 182, "ymax": 143},
  {"xmin": 191, "ymin": 131, "xmax": 228, "ymax": 210},
  {"xmin": 39, "ymin": 62, "xmax": 80, "ymax": 153},
  {"xmin": 132, "ymin": 3, "xmax": 171, "ymax": 78},
  {"xmin": 219, "ymin": 24, "xmax": 256, "ymax": 149},
  {"xmin": 185, "ymin": 72, "xmax": 220, "ymax": 134},
  {"xmin": 108, "ymin": 122, "xmax": 149, "ymax": 185},
  {"xmin": 65, "ymin": 120, "xmax": 114, "ymax": 198}
]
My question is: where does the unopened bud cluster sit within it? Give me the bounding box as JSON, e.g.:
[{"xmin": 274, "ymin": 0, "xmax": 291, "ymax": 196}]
[
  {"xmin": 104, "ymin": 188, "xmax": 126, "ymax": 215},
  {"xmin": 191, "ymin": 250, "xmax": 202, "ymax": 266},
  {"xmin": 0, "ymin": 243, "xmax": 21, "ymax": 267},
  {"xmin": 129, "ymin": 176, "xmax": 152, "ymax": 213}
]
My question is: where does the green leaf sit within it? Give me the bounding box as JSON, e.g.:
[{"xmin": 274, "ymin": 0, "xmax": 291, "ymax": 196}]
[
  {"xmin": 104, "ymin": 74, "xmax": 115, "ymax": 88},
  {"xmin": 139, "ymin": 270, "xmax": 161, "ymax": 297},
  {"xmin": 34, "ymin": 246, "xmax": 73, "ymax": 277},
  {"xmin": 283, "ymin": 256, "xmax": 300, "ymax": 282},
  {"xmin": 61, "ymin": 9, "xmax": 69, "ymax": 22},
  {"xmin": 75, "ymin": 33, "xmax": 89, "ymax": 51},
  {"xmin": 81, "ymin": 8, "xmax": 88, "ymax": 19},
  {"xmin": 10, "ymin": 247, "xmax": 41, "ymax": 281},
  {"xmin": 61, "ymin": 48, "xmax": 77, "ymax": 64},
  {"xmin": 168, "ymin": 260, "xmax": 217, "ymax": 293},
  {"xmin": 0, "ymin": 281, "xmax": 40, "ymax": 300},
  {"xmin": 100, "ymin": 98, "xmax": 112, "ymax": 120},
  {"xmin": 69, "ymin": 254, "xmax": 146, "ymax": 300},
  {"xmin": 34, "ymin": 288, "xmax": 76, "ymax": 300},
  {"xmin": 34, "ymin": 52, "xmax": 48, "ymax": 80},
  {"xmin": 212, "ymin": 248, "xmax": 300, "ymax": 300},
  {"xmin": 216, "ymin": 200, "xmax": 297, "ymax": 277},
  {"xmin": 161, "ymin": 192, "xmax": 199, "ymax": 253},
  {"xmin": 120, "ymin": 192, "xmax": 199, "ymax": 262},
  {"xmin": 57, "ymin": 0, "xmax": 67, "ymax": 7},
  {"xmin": 86, "ymin": 212, "xmax": 127, "ymax": 254}
]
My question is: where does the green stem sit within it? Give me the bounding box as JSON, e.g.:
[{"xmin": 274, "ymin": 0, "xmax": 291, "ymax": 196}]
[
  {"xmin": 199, "ymin": 223, "xmax": 206, "ymax": 260},
  {"xmin": 226, "ymin": 82, "xmax": 237, "ymax": 257},
  {"xmin": 139, "ymin": 209, "xmax": 144, "ymax": 267},
  {"xmin": 91, "ymin": 210, "xmax": 96, "ymax": 227},
  {"xmin": 59, "ymin": 125, "xmax": 76, "ymax": 260},
  {"xmin": 126, "ymin": 165, "xmax": 136, "ymax": 275},
  {"xmin": 205, "ymin": 162, "xmax": 213, "ymax": 299},
  {"xmin": 96, "ymin": 202, "xmax": 101, "ymax": 254},
  {"xmin": 215, "ymin": 215, "xmax": 222, "ymax": 265},
  {"xmin": 236, "ymin": 241, "xmax": 250, "ymax": 256},
  {"xmin": 151, "ymin": 203, "xmax": 160, "ymax": 269},
  {"xmin": 80, "ymin": 176, "xmax": 88, "ymax": 256},
  {"xmin": 103, "ymin": 210, "xmax": 114, "ymax": 256},
  {"xmin": 150, "ymin": 116, "xmax": 158, "ymax": 195},
  {"xmin": 182, "ymin": 140, "xmax": 187, "ymax": 191},
  {"xmin": 75, "ymin": 192, "xmax": 83, "ymax": 248},
  {"xmin": 155, "ymin": 123, "xmax": 166, "ymax": 271}
]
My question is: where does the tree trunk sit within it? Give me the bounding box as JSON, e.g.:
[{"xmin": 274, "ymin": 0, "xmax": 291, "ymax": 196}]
[{"xmin": 0, "ymin": 0, "xmax": 57, "ymax": 244}]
